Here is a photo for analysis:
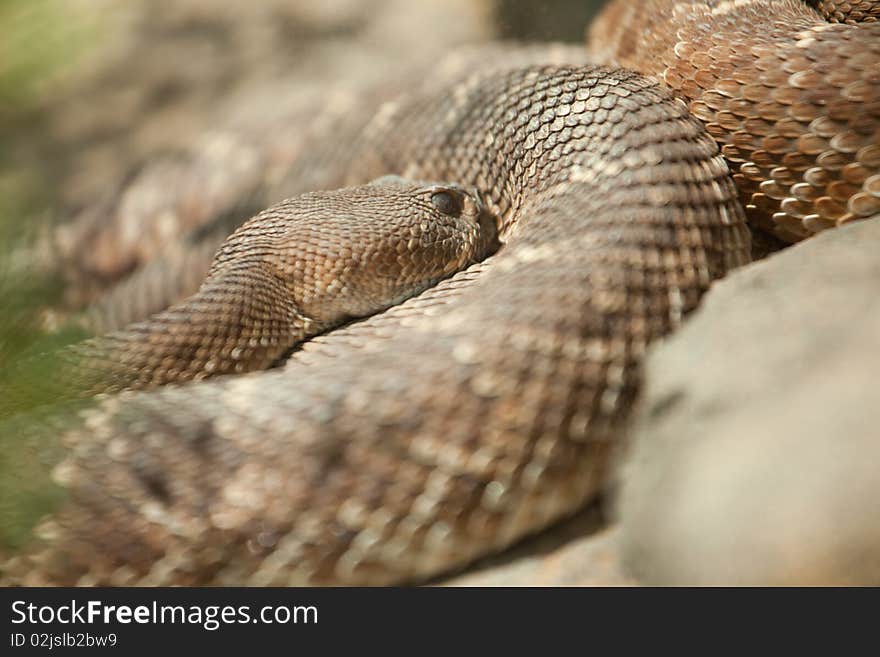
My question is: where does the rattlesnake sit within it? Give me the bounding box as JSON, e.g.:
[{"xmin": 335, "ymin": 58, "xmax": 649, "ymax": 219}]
[{"xmin": 2, "ymin": 0, "xmax": 878, "ymax": 585}]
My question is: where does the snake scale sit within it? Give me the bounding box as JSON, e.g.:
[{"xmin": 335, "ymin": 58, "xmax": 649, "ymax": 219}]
[{"xmin": 2, "ymin": 0, "xmax": 879, "ymax": 585}]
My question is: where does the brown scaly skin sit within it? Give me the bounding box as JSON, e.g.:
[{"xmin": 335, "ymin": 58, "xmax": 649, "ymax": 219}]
[
  {"xmin": 588, "ymin": 0, "xmax": 880, "ymax": 242},
  {"xmin": 3, "ymin": 62, "xmax": 749, "ymax": 585},
  {"xmin": 1, "ymin": 177, "xmax": 496, "ymax": 413},
  {"xmin": 2, "ymin": 1, "xmax": 878, "ymax": 585},
  {"xmin": 72, "ymin": 177, "xmax": 495, "ymax": 394}
]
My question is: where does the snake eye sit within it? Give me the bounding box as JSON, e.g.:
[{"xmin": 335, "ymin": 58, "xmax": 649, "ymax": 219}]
[{"xmin": 430, "ymin": 190, "xmax": 463, "ymax": 216}]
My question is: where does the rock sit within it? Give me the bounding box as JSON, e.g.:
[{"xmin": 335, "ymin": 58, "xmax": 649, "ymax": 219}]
[{"xmin": 617, "ymin": 217, "xmax": 880, "ymax": 585}]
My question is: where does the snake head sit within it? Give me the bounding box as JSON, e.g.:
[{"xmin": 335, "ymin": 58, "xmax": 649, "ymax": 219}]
[
  {"xmin": 209, "ymin": 176, "xmax": 500, "ymax": 327},
  {"xmin": 308, "ymin": 176, "xmax": 500, "ymax": 321}
]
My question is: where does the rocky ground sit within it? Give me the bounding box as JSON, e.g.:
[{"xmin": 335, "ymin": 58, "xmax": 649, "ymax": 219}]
[{"xmin": 618, "ymin": 217, "xmax": 880, "ymax": 585}]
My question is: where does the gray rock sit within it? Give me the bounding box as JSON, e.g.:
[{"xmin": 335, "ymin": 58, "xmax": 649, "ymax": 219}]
[{"xmin": 617, "ymin": 217, "xmax": 880, "ymax": 585}]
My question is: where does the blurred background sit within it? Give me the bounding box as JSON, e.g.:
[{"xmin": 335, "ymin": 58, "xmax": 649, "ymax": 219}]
[{"xmin": 0, "ymin": 0, "xmax": 607, "ymax": 367}]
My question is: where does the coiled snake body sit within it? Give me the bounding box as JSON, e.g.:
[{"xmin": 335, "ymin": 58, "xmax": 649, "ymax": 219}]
[{"xmin": 3, "ymin": 0, "xmax": 878, "ymax": 585}]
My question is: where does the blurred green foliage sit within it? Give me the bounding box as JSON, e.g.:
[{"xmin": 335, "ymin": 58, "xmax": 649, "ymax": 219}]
[
  {"xmin": 0, "ymin": 0, "xmax": 99, "ymax": 552},
  {"xmin": 0, "ymin": 0, "xmax": 96, "ymax": 364},
  {"xmin": 0, "ymin": 0, "xmax": 94, "ymax": 110}
]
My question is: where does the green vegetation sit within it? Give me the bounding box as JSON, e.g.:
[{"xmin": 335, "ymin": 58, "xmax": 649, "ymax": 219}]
[
  {"xmin": 0, "ymin": 0, "xmax": 99, "ymax": 551},
  {"xmin": 0, "ymin": 0, "xmax": 95, "ymax": 379}
]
